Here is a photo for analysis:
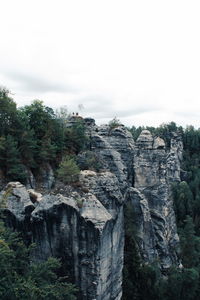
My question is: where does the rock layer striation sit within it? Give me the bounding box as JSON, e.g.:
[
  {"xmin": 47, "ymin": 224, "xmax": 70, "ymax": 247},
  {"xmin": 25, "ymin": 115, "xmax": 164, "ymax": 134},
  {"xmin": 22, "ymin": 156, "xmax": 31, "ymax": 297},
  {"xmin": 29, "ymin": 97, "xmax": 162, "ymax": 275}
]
[{"xmin": 1, "ymin": 120, "xmax": 183, "ymax": 299}]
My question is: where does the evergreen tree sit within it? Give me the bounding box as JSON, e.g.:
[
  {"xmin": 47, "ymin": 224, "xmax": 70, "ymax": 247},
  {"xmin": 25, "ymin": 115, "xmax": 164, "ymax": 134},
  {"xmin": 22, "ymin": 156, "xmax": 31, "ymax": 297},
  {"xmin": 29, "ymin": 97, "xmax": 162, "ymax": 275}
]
[
  {"xmin": 0, "ymin": 135, "xmax": 26, "ymax": 182},
  {"xmin": 0, "ymin": 88, "xmax": 18, "ymax": 136},
  {"xmin": 38, "ymin": 137, "xmax": 57, "ymax": 163},
  {"xmin": 18, "ymin": 129, "xmax": 37, "ymax": 168},
  {"xmin": 21, "ymin": 100, "xmax": 56, "ymax": 140},
  {"xmin": 172, "ymin": 181, "xmax": 193, "ymax": 225},
  {"xmin": 64, "ymin": 120, "xmax": 88, "ymax": 154},
  {"xmin": 180, "ymin": 216, "xmax": 200, "ymax": 268},
  {"xmin": 57, "ymin": 156, "xmax": 80, "ymax": 184},
  {"xmin": 181, "ymin": 268, "xmax": 199, "ymax": 300},
  {"xmin": 17, "ymin": 109, "xmax": 37, "ymax": 168}
]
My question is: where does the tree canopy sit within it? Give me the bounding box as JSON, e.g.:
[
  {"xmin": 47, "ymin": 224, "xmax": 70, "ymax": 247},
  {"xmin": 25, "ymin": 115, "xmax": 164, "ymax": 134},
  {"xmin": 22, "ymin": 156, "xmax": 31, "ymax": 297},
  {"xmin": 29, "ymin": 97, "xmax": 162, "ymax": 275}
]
[{"xmin": 0, "ymin": 88, "xmax": 88, "ymax": 184}]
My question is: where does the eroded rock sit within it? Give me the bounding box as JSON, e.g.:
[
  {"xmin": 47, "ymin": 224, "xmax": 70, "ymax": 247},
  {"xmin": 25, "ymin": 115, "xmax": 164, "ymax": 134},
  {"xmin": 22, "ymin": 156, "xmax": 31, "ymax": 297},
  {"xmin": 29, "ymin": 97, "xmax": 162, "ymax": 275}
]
[
  {"xmin": 130, "ymin": 130, "xmax": 182, "ymax": 268},
  {"xmin": 2, "ymin": 171, "xmax": 124, "ymax": 300},
  {"xmin": 1, "ymin": 119, "xmax": 183, "ymax": 299}
]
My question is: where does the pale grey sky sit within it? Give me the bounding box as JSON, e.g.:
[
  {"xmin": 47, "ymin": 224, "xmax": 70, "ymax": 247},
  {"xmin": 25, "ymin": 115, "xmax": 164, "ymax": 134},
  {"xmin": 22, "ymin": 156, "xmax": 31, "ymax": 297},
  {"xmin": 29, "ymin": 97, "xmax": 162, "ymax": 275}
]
[{"xmin": 0, "ymin": 0, "xmax": 200, "ymax": 127}]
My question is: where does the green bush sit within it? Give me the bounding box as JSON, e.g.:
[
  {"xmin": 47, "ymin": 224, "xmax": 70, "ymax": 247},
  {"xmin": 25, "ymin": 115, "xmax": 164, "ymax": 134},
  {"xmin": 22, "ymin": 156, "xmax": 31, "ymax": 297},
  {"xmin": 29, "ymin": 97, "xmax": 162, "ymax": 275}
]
[
  {"xmin": 76, "ymin": 151, "xmax": 104, "ymax": 172},
  {"xmin": 108, "ymin": 117, "xmax": 121, "ymax": 131},
  {"xmin": 57, "ymin": 156, "xmax": 80, "ymax": 184}
]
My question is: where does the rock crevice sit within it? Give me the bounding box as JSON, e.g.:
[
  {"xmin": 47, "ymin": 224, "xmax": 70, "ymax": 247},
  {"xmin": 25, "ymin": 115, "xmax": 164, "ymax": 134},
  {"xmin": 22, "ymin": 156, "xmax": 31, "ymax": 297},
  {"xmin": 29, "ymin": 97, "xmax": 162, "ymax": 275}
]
[{"xmin": 1, "ymin": 122, "xmax": 183, "ymax": 299}]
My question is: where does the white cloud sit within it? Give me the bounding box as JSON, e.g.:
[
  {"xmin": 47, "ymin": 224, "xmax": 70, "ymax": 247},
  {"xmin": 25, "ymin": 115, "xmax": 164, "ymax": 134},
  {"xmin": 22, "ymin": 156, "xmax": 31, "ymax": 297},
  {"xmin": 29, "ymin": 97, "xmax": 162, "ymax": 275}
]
[{"xmin": 1, "ymin": 0, "xmax": 200, "ymax": 127}]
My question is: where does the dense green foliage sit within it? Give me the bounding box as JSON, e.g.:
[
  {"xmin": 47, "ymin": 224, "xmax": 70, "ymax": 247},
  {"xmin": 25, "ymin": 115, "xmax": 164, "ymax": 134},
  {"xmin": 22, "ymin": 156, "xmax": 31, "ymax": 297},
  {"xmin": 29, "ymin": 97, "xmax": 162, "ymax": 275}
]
[
  {"xmin": 0, "ymin": 88, "xmax": 88, "ymax": 184},
  {"xmin": 57, "ymin": 155, "xmax": 80, "ymax": 184},
  {"xmin": 123, "ymin": 122, "xmax": 200, "ymax": 300}
]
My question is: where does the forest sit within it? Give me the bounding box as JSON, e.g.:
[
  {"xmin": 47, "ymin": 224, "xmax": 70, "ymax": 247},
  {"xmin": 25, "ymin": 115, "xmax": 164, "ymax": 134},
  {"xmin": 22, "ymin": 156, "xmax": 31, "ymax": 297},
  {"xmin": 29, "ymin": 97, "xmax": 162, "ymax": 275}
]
[{"xmin": 1, "ymin": 87, "xmax": 200, "ymax": 299}]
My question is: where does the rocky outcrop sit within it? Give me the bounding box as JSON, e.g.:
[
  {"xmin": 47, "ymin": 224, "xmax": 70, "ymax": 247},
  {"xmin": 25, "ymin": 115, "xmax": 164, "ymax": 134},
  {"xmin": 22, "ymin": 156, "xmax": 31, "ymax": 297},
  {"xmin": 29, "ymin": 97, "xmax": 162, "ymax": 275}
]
[
  {"xmin": 88, "ymin": 123, "xmax": 135, "ymax": 190},
  {"xmin": 25, "ymin": 163, "xmax": 55, "ymax": 190},
  {"xmin": 127, "ymin": 130, "xmax": 182, "ymax": 268},
  {"xmin": 167, "ymin": 132, "xmax": 183, "ymax": 183},
  {"xmin": 85, "ymin": 124, "xmax": 182, "ymax": 269},
  {"xmin": 1, "ymin": 120, "xmax": 183, "ymax": 299},
  {"xmin": 136, "ymin": 129, "xmax": 154, "ymax": 149},
  {"xmin": 2, "ymin": 171, "xmax": 124, "ymax": 300}
]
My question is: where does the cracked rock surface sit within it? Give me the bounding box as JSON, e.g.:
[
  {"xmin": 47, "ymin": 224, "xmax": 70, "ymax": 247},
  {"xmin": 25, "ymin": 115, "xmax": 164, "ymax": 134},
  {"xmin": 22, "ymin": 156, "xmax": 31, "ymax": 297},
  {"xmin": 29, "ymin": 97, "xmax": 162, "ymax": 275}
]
[{"xmin": 1, "ymin": 121, "xmax": 183, "ymax": 299}]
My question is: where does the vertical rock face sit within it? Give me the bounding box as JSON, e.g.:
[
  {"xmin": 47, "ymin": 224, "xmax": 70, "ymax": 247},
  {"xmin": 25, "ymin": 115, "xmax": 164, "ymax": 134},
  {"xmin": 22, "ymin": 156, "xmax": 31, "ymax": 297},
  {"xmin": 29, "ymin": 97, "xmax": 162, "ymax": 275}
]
[
  {"xmin": 167, "ymin": 132, "xmax": 183, "ymax": 183},
  {"xmin": 89, "ymin": 123, "xmax": 135, "ymax": 190},
  {"xmin": 128, "ymin": 130, "xmax": 182, "ymax": 268},
  {"xmin": 87, "ymin": 123, "xmax": 182, "ymax": 269},
  {"xmin": 2, "ymin": 172, "xmax": 124, "ymax": 300},
  {"xmin": 24, "ymin": 163, "xmax": 55, "ymax": 190},
  {"xmin": 1, "ymin": 120, "xmax": 183, "ymax": 299}
]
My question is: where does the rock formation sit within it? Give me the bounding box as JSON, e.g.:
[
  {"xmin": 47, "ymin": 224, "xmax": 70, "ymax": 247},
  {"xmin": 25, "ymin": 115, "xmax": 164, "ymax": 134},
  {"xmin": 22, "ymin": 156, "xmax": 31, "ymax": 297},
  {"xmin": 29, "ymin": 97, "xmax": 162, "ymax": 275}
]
[
  {"xmin": 129, "ymin": 130, "xmax": 182, "ymax": 268},
  {"xmin": 0, "ymin": 119, "xmax": 183, "ymax": 299},
  {"xmin": 2, "ymin": 172, "xmax": 124, "ymax": 300}
]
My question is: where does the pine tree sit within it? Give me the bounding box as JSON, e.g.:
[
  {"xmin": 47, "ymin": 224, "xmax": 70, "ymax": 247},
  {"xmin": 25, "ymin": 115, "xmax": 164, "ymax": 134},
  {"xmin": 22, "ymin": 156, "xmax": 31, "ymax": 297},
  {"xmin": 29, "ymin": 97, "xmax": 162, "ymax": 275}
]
[
  {"xmin": 180, "ymin": 216, "xmax": 200, "ymax": 268},
  {"xmin": 4, "ymin": 135, "xmax": 26, "ymax": 182},
  {"xmin": 0, "ymin": 88, "xmax": 18, "ymax": 136},
  {"xmin": 57, "ymin": 156, "xmax": 80, "ymax": 184}
]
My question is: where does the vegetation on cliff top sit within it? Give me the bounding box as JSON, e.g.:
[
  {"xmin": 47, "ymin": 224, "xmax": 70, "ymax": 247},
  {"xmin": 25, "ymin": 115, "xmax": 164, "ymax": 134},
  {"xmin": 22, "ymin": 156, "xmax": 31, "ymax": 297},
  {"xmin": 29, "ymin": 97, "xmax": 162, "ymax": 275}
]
[{"xmin": 0, "ymin": 88, "xmax": 88, "ymax": 185}]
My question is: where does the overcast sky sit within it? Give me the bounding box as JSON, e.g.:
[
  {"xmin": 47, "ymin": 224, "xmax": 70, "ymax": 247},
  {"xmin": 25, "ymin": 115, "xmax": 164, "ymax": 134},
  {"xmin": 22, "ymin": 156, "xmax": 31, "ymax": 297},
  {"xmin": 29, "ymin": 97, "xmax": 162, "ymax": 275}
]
[{"xmin": 0, "ymin": 0, "xmax": 200, "ymax": 127}]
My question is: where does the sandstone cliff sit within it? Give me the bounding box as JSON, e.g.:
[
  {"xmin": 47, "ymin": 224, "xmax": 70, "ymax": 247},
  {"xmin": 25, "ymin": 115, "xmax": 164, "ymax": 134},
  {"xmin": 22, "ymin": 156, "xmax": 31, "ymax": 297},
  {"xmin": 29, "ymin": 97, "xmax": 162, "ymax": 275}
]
[
  {"xmin": 129, "ymin": 130, "xmax": 182, "ymax": 268},
  {"xmin": 1, "ymin": 119, "xmax": 183, "ymax": 299}
]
